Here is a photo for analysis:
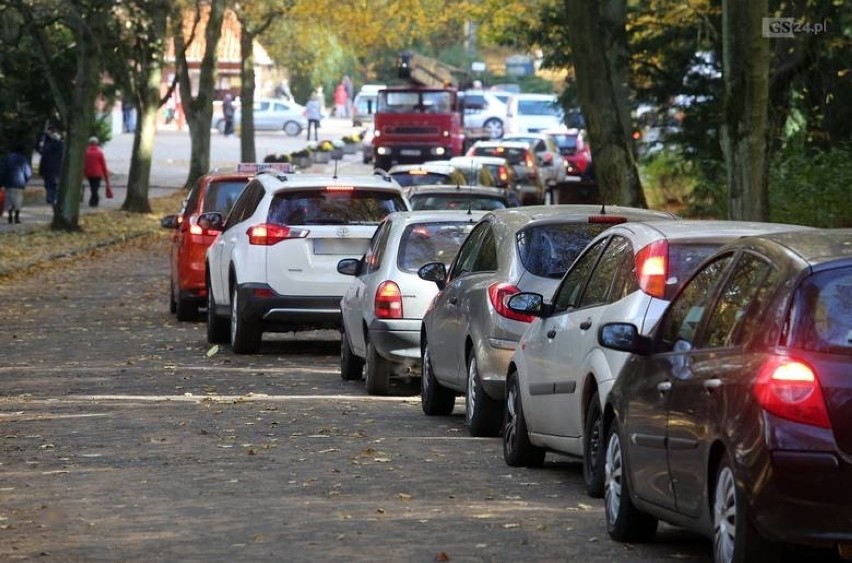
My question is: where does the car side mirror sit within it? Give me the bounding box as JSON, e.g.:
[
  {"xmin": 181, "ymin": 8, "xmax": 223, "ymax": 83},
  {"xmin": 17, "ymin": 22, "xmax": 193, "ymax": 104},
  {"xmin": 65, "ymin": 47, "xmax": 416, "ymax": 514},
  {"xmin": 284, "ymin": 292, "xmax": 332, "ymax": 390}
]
[
  {"xmin": 507, "ymin": 292, "xmax": 552, "ymax": 318},
  {"xmin": 337, "ymin": 258, "xmax": 361, "ymax": 276},
  {"xmin": 598, "ymin": 323, "xmax": 651, "ymax": 355},
  {"xmin": 197, "ymin": 212, "xmax": 225, "ymax": 232},
  {"xmin": 418, "ymin": 262, "xmax": 447, "ymax": 290},
  {"xmin": 160, "ymin": 214, "xmax": 179, "ymax": 229}
]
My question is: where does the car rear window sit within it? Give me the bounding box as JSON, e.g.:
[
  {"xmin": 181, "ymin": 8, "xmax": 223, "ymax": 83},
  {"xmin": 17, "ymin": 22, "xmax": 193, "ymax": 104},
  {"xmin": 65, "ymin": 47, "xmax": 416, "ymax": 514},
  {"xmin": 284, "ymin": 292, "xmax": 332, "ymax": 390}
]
[
  {"xmin": 518, "ymin": 99, "xmax": 560, "ymax": 116},
  {"xmin": 471, "ymin": 146, "xmax": 527, "ymax": 165},
  {"xmin": 664, "ymin": 243, "xmax": 721, "ymax": 300},
  {"xmin": 517, "ymin": 223, "xmax": 611, "ymax": 278},
  {"xmin": 202, "ymin": 180, "xmax": 247, "ymax": 215},
  {"xmin": 391, "ymin": 172, "xmax": 452, "ymax": 187},
  {"xmin": 791, "ymin": 267, "xmax": 852, "ymax": 355},
  {"xmin": 398, "ymin": 221, "xmax": 476, "ymax": 271},
  {"xmin": 409, "ymin": 194, "xmax": 506, "ymax": 211},
  {"xmin": 551, "ymin": 134, "xmax": 578, "ymax": 154},
  {"xmin": 268, "ymin": 189, "xmax": 407, "ymax": 225}
]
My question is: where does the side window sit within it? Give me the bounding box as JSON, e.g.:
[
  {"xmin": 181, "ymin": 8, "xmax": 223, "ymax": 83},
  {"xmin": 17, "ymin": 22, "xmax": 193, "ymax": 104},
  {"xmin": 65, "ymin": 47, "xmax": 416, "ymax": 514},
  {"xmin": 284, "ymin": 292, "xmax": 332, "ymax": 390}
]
[
  {"xmin": 701, "ymin": 253, "xmax": 777, "ymax": 349},
  {"xmin": 608, "ymin": 237, "xmax": 639, "ymax": 302},
  {"xmin": 182, "ymin": 181, "xmax": 202, "ymax": 215},
  {"xmin": 658, "ymin": 255, "xmax": 734, "ymax": 352},
  {"xmin": 536, "ymin": 140, "xmax": 546, "ymax": 153},
  {"xmin": 472, "ymin": 226, "xmax": 498, "ymax": 272},
  {"xmin": 448, "ymin": 221, "xmax": 488, "ymax": 280},
  {"xmin": 552, "ymin": 238, "xmax": 607, "ymax": 312},
  {"xmin": 579, "ymin": 236, "xmax": 633, "ymax": 308},
  {"xmin": 227, "ymin": 183, "xmax": 264, "ymax": 227},
  {"xmin": 364, "ymin": 221, "xmax": 392, "ymax": 273}
]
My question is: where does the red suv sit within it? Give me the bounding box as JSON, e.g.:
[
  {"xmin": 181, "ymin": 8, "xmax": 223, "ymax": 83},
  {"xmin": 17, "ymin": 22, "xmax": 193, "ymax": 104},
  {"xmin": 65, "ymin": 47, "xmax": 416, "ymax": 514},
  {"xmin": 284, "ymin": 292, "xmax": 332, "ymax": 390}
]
[{"xmin": 161, "ymin": 163, "xmax": 291, "ymax": 321}]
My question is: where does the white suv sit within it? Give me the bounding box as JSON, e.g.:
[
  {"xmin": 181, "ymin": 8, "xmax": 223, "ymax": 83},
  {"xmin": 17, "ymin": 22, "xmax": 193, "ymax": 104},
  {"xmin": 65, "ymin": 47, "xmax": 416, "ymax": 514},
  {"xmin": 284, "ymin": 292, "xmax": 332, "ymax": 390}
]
[
  {"xmin": 460, "ymin": 90, "xmax": 509, "ymax": 139},
  {"xmin": 201, "ymin": 172, "xmax": 409, "ymax": 354}
]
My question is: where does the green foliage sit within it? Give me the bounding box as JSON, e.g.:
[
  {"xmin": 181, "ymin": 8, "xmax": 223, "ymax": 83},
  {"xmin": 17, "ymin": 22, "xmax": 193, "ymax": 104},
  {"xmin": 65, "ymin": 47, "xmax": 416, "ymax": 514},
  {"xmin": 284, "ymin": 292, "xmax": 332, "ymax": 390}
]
[{"xmin": 639, "ymin": 149, "xmax": 697, "ymax": 210}]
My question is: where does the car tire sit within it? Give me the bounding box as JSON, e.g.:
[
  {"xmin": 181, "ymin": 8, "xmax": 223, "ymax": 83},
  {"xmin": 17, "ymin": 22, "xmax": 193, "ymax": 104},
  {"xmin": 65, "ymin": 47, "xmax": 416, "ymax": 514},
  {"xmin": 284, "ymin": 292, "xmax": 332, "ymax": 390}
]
[
  {"xmin": 365, "ymin": 337, "xmax": 390, "ymax": 396},
  {"xmin": 605, "ymin": 419, "xmax": 658, "ymax": 542},
  {"xmin": 465, "ymin": 352, "xmax": 503, "ymax": 437},
  {"xmin": 175, "ymin": 289, "xmax": 199, "ymax": 322},
  {"xmin": 206, "ymin": 276, "xmax": 229, "ymax": 344},
  {"xmin": 421, "ymin": 343, "xmax": 455, "ymax": 416},
  {"xmin": 583, "ymin": 392, "xmax": 606, "ymax": 498},
  {"xmin": 713, "ymin": 453, "xmax": 779, "ymax": 563},
  {"xmin": 229, "ymin": 283, "xmax": 260, "ymax": 354},
  {"xmin": 283, "ymin": 121, "xmax": 302, "ymax": 137},
  {"xmin": 503, "ymin": 373, "xmax": 545, "ymax": 467},
  {"xmin": 169, "ymin": 282, "xmax": 177, "ymax": 314},
  {"xmin": 340, "ymin": 325, "xmax": 364, "ymax": 381},
  {"xmin": 483, "ymin": 118, "xmax": 504, "ymax": 139}
]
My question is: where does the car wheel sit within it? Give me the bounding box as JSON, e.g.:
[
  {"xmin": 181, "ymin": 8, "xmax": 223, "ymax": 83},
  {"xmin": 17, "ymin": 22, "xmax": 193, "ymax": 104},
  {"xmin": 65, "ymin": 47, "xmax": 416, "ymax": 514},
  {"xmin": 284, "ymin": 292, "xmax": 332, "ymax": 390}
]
[
  {"xmin": 365, "ymin": 337, "xmax": 390, "ymax": 396},
  {"xmin": 421, "ymin": 343, "xmax": 455, "ymax": 416},
  {"xmin": 503, "ymin": 372, "xmax": 545, "ymax": 467},
  {"xmin": 340, "ymin": 324, "xmax": 364, "ymax": 381},
  {"xmin": 283, "ymin": 121, "xmax": 302, "ymax": 137},
  {"xmin": 175, "ymin": 289, "xmax": 199, "ymax": 322},
  {"xmin": 713, "ymin": 454, "xmax": 779, "ymax": 563},
  {"xmin": 229, "ymin": 283, "xmax": 260, "ymax": 354},
  {"xmin": 465, "ymin": 352, "xmax": 503, "ymax": 437},
  {"xmin": 483, "ymin": 118, "xmax": 504, "ymax": 139},
  {"xmin": 206, "ymin": 276, "xmax": 229, "ymax": 344},
  {"xmin": 583, "ymin": 392, "xmax": 606, "ymax": 498},
  {"xmin": 169, "ymin": 281, "xmax": 177, "ymax": 314},
  {"xmin": 605, "ymin": 419, "xmax": 658, "ymax": 542}
]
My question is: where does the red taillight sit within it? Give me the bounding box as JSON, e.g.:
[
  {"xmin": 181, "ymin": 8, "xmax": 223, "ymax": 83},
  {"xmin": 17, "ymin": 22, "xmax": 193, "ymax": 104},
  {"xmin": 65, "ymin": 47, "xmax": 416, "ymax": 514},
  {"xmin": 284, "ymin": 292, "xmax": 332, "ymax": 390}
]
[
  {"xmin": 588, "ymin": 215, "xmax": 628, "ymax": 225},
  {"xmin": 488, "ymin": 282, "xmax": 535, "ymax": 323},
  {"xmin": 499, "ymin": 167, "xmax": 508, "ymax": 182},
  {"xmin": 525, "ymin": 153, "xmax": 534, "ymax": 168},
  {"xmin": 188, "ymin": 224, "xmax": 204, "ymax": 235},
  {"xmin": 635, "ymin": 240, "xmax": 668, "ymax": 299},
  {"xmin": 755, "ymin": 357, "xmax": 830, "ymax": 429},
  {"xmin": 246, "ymin": 223, "xmax": 308, "ymax": 245},
  {"xmin": 543, "ymin": 153, "xmax": 553, "ymax": 164},
  {"xmin": 375, "ymin": 281, "xmax": 403, "ymax": 319}
]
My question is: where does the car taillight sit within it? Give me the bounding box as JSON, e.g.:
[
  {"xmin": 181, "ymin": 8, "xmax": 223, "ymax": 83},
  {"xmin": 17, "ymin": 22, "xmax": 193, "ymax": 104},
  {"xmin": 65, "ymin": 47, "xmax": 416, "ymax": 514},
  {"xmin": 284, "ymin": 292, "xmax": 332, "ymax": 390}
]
[
  {"xmin": 188, "ymin": 224, "xmax": 204, "ymax": 235},
  {"xmin": 488, "ymin": 282, "xmax": 534, "ymax": 323},
  {"xmin": 375, "ymin": 281, "xmax": 403, "ymax": 319},
  {"xmin": 525, "ymin": 153, "xmax": 534, "ymax": 168},
  {"xmin": 588, "ymin": 215, "xmax": 627, "ymax": 225},
  {"xmin": 499, "ymin": 167, "xmax": 508, "ymax": 182},
  {"xmin": 246, "ymin": 223, "xmax": 308, "ymax": 245},
  {"xmin": 635, "ymin": 240, "xmax": 668, "ymax": 299},
  {"xmin": 754, "ymin": 357, "xmax": 830, "ymax": 429}
]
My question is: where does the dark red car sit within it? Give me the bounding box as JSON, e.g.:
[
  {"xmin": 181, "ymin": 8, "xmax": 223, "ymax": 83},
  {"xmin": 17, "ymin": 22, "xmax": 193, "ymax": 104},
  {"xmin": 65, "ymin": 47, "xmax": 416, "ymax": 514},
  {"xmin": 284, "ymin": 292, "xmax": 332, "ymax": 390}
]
[
  {"xmin": 161, "ymin": 164, "xmax": 291, "ymax": 320},
  {"xmin": 598, "ymin": 229, "xmax": 852, "ymax": 561}
]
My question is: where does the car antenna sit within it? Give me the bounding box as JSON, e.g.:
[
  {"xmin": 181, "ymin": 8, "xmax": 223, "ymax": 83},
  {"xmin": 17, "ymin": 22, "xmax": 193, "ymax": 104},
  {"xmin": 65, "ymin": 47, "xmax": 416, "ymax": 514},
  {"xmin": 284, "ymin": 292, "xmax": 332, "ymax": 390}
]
[{"xmin": 466, "ymin": 161, "xmax": 476, "ymax": 216}]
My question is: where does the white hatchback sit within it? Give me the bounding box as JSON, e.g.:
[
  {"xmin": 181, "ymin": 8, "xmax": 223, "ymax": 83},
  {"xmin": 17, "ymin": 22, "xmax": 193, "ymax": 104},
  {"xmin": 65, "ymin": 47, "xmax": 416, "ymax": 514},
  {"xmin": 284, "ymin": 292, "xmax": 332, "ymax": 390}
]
[
  {"xmin": 202, "ymin": 172, "xmax": 409, "ymax": 354},
  {"xmin": 505, "ymin": 93, "xmax": 564, "ymax": 134}
]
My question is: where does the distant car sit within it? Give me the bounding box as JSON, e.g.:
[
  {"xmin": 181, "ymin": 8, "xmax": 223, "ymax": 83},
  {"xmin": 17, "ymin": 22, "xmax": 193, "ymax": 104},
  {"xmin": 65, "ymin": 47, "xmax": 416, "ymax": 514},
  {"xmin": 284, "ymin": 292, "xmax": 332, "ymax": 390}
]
[
  {"xmin": 502, "ymin": 220, "xmax": 814, "ymax": 499},
  {"xmin": 447, "ymin": 155, "xmax": 519, "ymax": 196},
  {"xmin": 417, "ymin": 205, "xmax": 679, "ymax": 437},
  {"xmin": 404, "ymin": 184, "xmax": 515, "ymax": 211},
  {"xmin": 505, "ymin": 93, "xmax": 564, "ymax": 134},
  {"xmin": 352, "ymin": 85, "xmax": 385, "ymax": 126},
  {"xmin": 203, "ymin": 172, "xmax": 409, "ymax": 353},
  {"xmin": 387, "ymin": 162, "xmax": 458, "ymax": 187},
  {"xmin": 501, "ymin": 133, "xmax": 567, "ymax": 187},
  {"xmin": 338, "ymin": 210, "xmax": 482, "ymax": 394},
  {"xmin": 598, "ymin": 228, "xmax": 852, "ymax": 562},
  {"xmin": 361, "ymin": 127, "xmax": 375, "ymax": 164},
  {"xmin": 467, "ymin": 140, "xmax": 543, "ymax": 205},
  {"xmin": 543, "ymin": 127, "xmax": 593, "ymax": 181},
  {"xmin": 214, "ymin": 98, "xmax": 307, "ymax": 136},
  {"xmin": 160, "ymin": 163, "xmax": 291, "ymax": 321},
  {"xmin": 459, "ymin": 90, "xmax": 509, "ymax": 139}
]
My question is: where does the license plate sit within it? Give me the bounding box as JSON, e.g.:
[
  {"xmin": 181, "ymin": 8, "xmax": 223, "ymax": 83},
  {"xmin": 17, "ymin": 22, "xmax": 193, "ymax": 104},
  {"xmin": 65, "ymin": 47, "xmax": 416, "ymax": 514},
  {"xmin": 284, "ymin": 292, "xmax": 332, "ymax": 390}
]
[
  {"xmin": 401, "ymin": 149, "xmax": 421, "ymax": 156},
  {"xmin": 313, "ymin": 239, "xmax": 370, "ymax": 255}
]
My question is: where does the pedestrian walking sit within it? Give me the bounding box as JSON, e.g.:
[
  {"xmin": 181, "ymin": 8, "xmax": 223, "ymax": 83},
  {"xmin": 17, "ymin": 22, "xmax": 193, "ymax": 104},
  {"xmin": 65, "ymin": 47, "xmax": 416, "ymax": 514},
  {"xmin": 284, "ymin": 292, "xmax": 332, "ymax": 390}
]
[
  {"xmin": 0, "ymin": 143, "xmax": 32, "ymax": 224},
  {"xmin": 305, "ymin": 93, "xmax": 322, "ymax": 141},
  {"xmin": 333, "ymin": 82, "xmax": 348, "ymax": 118},
  {"xmin": 35, "ymin": 124, "xmax": 64, "ymax": 207},
  {"xmin": 222, "ymin": 93, "xmax": 235, "ymax": 137},
  {"xmin": 343, "ymin": 75, "xmax": 355, "ymax": 119},
  {"xmin": 84, "ymin": 137, "xmax": 112, "ymax": 208},
  {"xmin": 121, "ymin": 98, "xmax": 136, "ymax": 133}
]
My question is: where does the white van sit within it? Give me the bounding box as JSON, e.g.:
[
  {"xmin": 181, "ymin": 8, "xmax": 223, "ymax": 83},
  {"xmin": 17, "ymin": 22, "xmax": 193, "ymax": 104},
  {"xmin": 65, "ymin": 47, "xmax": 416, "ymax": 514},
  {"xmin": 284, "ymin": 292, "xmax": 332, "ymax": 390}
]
[
  {"xmin": 353, "ymin": 84, "xmax": 386, "ymax": 126},
  {"xmin": 505, "ymin": 93, "xmax": 564, "ymax": 134}
]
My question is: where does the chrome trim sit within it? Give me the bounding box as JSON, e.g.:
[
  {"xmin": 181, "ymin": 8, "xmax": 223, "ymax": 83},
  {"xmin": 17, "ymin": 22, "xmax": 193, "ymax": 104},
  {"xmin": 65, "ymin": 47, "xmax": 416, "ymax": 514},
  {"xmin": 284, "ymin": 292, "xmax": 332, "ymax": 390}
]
[
  {"xmin": 263, "ymin": 308, "xmax": 340, "ymax": 319},
  {"xmin": 488, "ymin": 338, "xmax": 517, "ymax": 350}
]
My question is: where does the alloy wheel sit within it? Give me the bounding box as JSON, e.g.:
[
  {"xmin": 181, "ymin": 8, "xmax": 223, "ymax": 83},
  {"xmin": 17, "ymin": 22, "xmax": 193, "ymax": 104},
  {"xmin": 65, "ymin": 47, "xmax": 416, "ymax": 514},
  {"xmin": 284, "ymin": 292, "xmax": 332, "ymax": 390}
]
[
  {"xmin": 466, "ymin": 356, "xmax": 478, "ymax": 424},
  {"xmin": 713, "ymin": 466, "xmax": 737, "ymax": 563},
  {"xmin": 605, "ymin": 431, "xmax": 623, "ymax": 527},
  {"xmin": 504, "ymin": 382, "xmax": 520, "ymax": 456}
]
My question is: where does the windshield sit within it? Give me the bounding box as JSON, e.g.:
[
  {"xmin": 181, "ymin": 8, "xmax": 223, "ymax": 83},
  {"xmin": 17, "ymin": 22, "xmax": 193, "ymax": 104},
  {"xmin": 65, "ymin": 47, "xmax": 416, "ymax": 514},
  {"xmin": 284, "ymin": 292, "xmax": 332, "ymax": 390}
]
[
  {"xmin": 378, "ymin": 90, "xmax": 453, "ymax": 113},
  {"xmin": 518, "ymin": 99, "xmax": 561, "ymax": 117},
  {"xmin": 550, "ymin": 134, "xmax": 578, "ymax": 154},
  {"xmin": 471, "ymin": 146, "xmax": 528, "ymax": 166},
  {"xmin": 517, "ymin": 223, "xmax": 610, "ymax": 278},
  {"xmin": 409, "ymin": 194, "xmax": 506, "ymax": 211},
  {"xmin": 268, "ymin": 190, "xmax": 407, "ymax": 225},
  {"xmin": 391, "ymin": 172, "xmax": 453, "ymax": 187}
]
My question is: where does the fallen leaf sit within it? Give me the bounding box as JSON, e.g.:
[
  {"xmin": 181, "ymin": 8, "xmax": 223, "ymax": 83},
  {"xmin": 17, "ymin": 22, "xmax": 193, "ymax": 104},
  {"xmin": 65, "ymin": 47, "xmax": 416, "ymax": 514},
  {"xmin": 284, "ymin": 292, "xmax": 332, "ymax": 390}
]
[
  {"xmin": 435, "ymin": 552, "xmax": 450, "ymax": 562},
  {"xmin": 206, "ymin": 345, "xmax": 219, "ymax": 357},
  {"xmin": 397, "ymin": 493, "xmax": 412, "ymax": 501},
  {"xmin": 503, "ymin": 523, "xmax": 520, "ymax": 529}
]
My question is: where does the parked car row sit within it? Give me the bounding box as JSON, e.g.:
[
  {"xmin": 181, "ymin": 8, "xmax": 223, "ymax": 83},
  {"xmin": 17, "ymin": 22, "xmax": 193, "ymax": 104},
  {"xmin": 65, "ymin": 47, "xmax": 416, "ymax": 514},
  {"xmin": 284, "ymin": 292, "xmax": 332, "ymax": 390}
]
[{"xmin": 162, "ymin": 165, "xmax": 852, "ymax": 563}]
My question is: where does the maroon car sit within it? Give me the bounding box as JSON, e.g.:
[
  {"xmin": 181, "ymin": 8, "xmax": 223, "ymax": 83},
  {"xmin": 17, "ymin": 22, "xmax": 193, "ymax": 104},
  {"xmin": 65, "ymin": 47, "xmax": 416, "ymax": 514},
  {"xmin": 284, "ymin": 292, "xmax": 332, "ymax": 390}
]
[{"xmin": 598, "ymin": 229, "xmax": 852, "ymax": 562}]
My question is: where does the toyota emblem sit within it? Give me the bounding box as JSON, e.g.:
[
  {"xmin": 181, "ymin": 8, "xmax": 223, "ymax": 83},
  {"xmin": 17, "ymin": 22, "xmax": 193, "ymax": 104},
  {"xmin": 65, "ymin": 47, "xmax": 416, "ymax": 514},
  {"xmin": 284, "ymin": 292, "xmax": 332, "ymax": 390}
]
[{"xmin": 336, "ymin": 227, "xmax": 350, "ymax": 237}]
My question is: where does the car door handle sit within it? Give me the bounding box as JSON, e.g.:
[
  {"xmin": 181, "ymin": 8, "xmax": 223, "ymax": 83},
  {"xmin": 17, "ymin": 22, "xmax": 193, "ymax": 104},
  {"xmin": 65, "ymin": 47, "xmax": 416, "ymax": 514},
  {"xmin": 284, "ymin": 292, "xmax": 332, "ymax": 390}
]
[
  {"xmin": 703, "ymin": 378, "xmax": 722, "ymax": 391},
  {"xmin": 546, "ymin": 328, "xmax": 557, "ymax": 339},
  {"xmin": 579, "ymin": 318, "xmax": 592, "ymax": 330},
  {"xmin": 657, "ymin": 381, "xmax": 672, "ymax": 393},
  {"xmin": 447, "ymin": 297, "xmax": 458, "ymax": 306}
]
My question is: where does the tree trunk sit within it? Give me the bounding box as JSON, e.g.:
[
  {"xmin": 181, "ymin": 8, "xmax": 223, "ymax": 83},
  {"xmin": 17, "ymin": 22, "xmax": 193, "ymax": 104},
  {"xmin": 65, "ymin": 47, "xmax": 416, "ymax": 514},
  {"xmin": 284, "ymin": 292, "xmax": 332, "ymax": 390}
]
[
  {"xmin": 720, "ymin": 0, "xmax": 770, "ymax": 220},
  {"xmin": 564, "ymin": 0, "xmax": 646, "ymax": 208},
  {"xmin": 240, "ymin": 28, "xmax": 257, "ymax": 163},
  {"xmin": 175, "ymin": 0, "xmax": 225, "ymax": 189}
]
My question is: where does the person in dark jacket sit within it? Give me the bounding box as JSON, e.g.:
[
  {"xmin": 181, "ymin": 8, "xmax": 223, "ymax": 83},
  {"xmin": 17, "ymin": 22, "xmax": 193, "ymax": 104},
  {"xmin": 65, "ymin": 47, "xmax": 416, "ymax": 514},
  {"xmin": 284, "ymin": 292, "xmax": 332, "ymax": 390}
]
[
  {"xmin": 0, "ymin": 143, "xmax": 32, "ymax": 224},
  {"xmin": 36, "ymin": 125, "xmax": 64, "ymax": 207}
]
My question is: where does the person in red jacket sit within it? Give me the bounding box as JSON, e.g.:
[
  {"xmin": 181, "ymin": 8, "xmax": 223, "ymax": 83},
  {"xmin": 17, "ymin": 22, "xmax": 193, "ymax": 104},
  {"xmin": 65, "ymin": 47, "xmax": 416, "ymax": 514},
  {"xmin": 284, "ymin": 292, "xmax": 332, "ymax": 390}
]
[{"xmin": 84, "ymin": 136, "xmax": 112, "ymax": 207}]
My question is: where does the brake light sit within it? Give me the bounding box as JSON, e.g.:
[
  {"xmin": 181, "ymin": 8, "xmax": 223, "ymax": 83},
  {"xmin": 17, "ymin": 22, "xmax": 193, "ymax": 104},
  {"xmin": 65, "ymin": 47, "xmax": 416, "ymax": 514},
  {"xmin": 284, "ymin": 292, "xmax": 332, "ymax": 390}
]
[
  {"xmin": 525, "ymin": 153, "xmax": 534, "ymax": 168},
  {"xmin": 754, "ymin": 357, "xmax": 830, "ymax": 429},
  {"xmin": 635, "ymin": 240, "xmax": 668, "ymax": 299},
  {"xmin": 588, "ymin": 215, "xmax": 627, "ymax": 225},
  {"xmin": 246, "ymin": 223, "xmax": 308, "ymax": 245},
  {"xmin": 188, "ymin": 224, "xmax": 204, "ymax": 235},
  {"xmin": 488, "ymin": 282, "xmax": 535, "ymax": 323},
  {"xmin": 326, "ymin": 185, "xmax": 354, "ymax": 191},
  {"xmin": 375, "ymin": 281, "xmax": 403, "ymax": 319},
  {"xmin": 499, "ymin": 167, "xmax": 508, "ymax": 182}
]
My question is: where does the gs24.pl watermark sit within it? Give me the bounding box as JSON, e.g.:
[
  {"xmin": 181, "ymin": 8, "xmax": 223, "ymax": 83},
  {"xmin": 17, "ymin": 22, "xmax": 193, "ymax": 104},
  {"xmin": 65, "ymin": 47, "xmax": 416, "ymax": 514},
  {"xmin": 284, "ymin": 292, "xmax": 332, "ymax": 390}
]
[{"xmin": 763, "ymin": 18, "xmax": 828, "ymax": 38}]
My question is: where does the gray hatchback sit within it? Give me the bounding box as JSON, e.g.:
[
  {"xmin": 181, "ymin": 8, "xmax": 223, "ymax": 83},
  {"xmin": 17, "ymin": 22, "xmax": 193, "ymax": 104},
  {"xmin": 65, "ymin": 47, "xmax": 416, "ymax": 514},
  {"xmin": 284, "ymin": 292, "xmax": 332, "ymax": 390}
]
[{"xmin": 418, "ymin": 205, "xmax": 679, "ymax": 436}]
